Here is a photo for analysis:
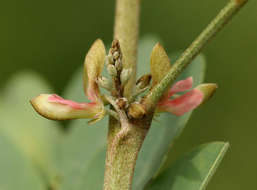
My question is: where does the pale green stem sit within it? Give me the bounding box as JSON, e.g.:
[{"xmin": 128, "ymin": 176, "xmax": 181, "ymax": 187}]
[
  {"xmin": 104, "ymin": 97, "xmax": 149, "ymax": 190},
  {"xmin": 143, "ymin": 0, "xmax": 248, "ymax": 111},
  {"xmin": 104, "ymin": 0, "xmax": 141, "ymax": 190},
  {"xmin": 114, "ymin": 0, "xmax": 140, "ymax": 97}
]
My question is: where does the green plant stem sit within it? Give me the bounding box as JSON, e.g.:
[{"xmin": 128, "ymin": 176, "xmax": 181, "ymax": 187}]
[
  {"xmin": 142, "ymin": 0, "xmax": 248, "ymax": 111},
  {"xmin": 104, "ymin": 96, "xmax": 149, "ymax": 190},
  {"xmin": 114, "ymin": 0, "xmax": 140, "ymax": 97},
  {"xmin": 104, "ymin": 0, "xmax": 141, "ymax": 190},
  {"xmin": 104, "ymin": 121, "xmax": 148, "ymax": 190}
]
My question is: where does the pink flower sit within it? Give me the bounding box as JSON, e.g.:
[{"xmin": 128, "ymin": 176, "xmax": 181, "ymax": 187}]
[
  {"xmin": 30, "ymin": 39, "xmax": 106, "ymax": 123},
  {"xmin": 150, "ymin": 43, "xmax": 217, "ymax": 116},
  {"xmin": 157, "ymin": 77, "xmax": 204, "ymax": 116}
]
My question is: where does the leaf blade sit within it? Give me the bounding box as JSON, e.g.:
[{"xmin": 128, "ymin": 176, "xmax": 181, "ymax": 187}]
[{"xmin": 146, "ymin": 142, "xmax": 229, "ymax": 190}]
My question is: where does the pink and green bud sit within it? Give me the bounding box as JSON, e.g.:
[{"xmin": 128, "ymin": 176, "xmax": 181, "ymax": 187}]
[
  {"xmin": 30, "ymin": 94, "xmax": 105, "ymax": 121},
  {"xmin": 157, "ymin": 78, "xmax": 217, "ymax": 116},
  {"xmin": 31, "ymin": 39, "xmax": 108, "ymax": 123},
  {"xmin": 157, "ymin": 77, "xmax": 203, "ymax": 116},
  {"xmin": 149, "ymin": 43, "xmax": 217, "ymax": 116}
]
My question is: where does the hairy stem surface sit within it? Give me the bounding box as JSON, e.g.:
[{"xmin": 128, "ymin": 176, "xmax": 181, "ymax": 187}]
[
  {"xmin": 114, "ymin": 0, "xmax": 140, "ymax": 97},
  {"xmin": 143, "ymin": 0, "xmax": 248, "ymax": 111},
  {"xmin": 104, "ymin": 120, "xmax": 148, "ymax": 190},
  {"xmin": 104, "ymin": 0, "xmax": 141, "ymax": 190}
]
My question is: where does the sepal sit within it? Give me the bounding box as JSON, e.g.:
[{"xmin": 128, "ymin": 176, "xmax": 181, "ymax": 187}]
[
  {"xmin": 83, "ymin": 39, "xmax": 106, "ymax": 101},
  {"xmin": 150, "ymin": 43, "xmax": 171, "ymax": 87}
]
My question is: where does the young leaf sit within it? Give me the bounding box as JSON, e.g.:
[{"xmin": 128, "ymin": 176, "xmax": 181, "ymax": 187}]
[
  {"xmin": 133, "ymin": 41, "xmax": 206, "ymax": 189},
  {"xmin": 145, "ymin": 142, "xmax": 229, "ymax": 190}
]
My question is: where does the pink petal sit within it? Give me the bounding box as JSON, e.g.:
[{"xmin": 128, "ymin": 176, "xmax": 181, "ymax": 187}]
[
  {"xmin": 168, "ymin": 77, "xmax": 193, "ymax": 98},
  {"xmin": 48, "ymin": 94, "xmax": 96, "ymax": 110},
  {"xmin": 158, "ymin": 89, "xmax": 203, "ymax": 116}
]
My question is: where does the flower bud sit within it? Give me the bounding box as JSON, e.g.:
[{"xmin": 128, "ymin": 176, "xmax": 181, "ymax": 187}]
[
  {"xmin": 136, "ymin": 74, "xmax": 152, "ymax": 89},
  {"xmin": 121, "ymin": 68, "xmax": 132, "ymax": 85},
  {"xmin": 30, "ymin": 94, "xmax": 103, "ymax": 120},
  {"xmin": 105, "ymin": 55, "xmax": 114, "ymax": 66},
  {"xmin": 196, "ymin": 83, "xmax": 218, "ymax": 104},
  {"xmin": 113, "ymin": 51, "xmax": 120, "ymax": 60},
  {"xmin": 128, "ymin": 102, "xmax": 146, "ymax": 119},
  {"xmin": 107, "ymin": 64, "xmax": 117, "ymax": 77},
  {"xmin": 116, "ymin": 97, "xmax": 128, "ymax": 109},
  {"xmin": 115, "ymin": 59, "xmax": 122, "ymax": 71},
  {"xmin": 97, "ymin": 76, "xmax": 112, "ymax": 91}
]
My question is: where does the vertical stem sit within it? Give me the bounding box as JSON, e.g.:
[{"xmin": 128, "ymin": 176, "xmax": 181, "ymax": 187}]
[
  {"xmin": 104, "ymin": 122, "xmax": 148, "ymax": 190},
  {"xmin": 104, "ymin": 1, "xmax": 141, "ymax": 190},
  {"xmin": 114, "ymin": 0, "xmax": 140, "ymax": 97}
]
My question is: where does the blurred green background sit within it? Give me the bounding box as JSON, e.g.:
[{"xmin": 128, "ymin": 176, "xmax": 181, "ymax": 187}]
[{"xmin": 1, "ymin": 0, "xmax": 256, "ymax": 189}]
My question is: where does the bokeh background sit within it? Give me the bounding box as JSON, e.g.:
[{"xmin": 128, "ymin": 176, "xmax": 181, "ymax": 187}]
[{"xmin": 1, "ymin": 0, "xmax": 256, "ymax": 189}]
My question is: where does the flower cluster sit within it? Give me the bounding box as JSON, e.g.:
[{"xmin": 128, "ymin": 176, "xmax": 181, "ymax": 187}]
[{"xmin": 31, "ymin": 39, "xmax": 216, "ymax": 123}]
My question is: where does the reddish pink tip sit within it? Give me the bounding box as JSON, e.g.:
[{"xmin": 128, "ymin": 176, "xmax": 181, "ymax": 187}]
[
  {"xmin": 158, "ymin": 89, "xmax": 203, "ymax": 116},
  {"xmin": 168, "ymin": 77, "xmax": 193, "ymax": 98},
  {"xmin": 48, "ymin": 94, "xmax": 96, "ymax": 110}
]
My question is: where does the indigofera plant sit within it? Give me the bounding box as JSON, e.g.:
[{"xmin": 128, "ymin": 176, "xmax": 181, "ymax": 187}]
[{"xmin": 27, "ymin": 0, "xmax": 248, "ymax": 189}]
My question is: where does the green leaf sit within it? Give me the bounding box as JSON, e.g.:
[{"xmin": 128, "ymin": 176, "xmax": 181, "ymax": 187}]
[
  {"xmin": 59, "ymin": 68, "xmax": 107, "ymax": 190},
  {"xmin": 0, "ymin": 71, "xmax": 62, "ymax": 186},
  {"xmin": 133, "ymin": 37, "xmax": 206, "ymax": 189},
  {"xmin": 0, "ymin": 133, "xmax": 45, "ymax": 190},
  {"xmin": 146, "ymin": 142, "xmax": 229, "ymax": 190},
  {"xmin": 72, "ymin": 147, "xmax": 106, "ymax": 189}
]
